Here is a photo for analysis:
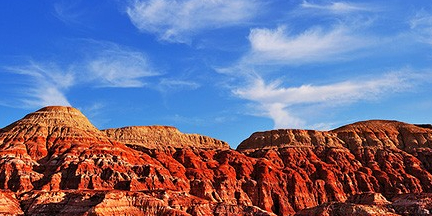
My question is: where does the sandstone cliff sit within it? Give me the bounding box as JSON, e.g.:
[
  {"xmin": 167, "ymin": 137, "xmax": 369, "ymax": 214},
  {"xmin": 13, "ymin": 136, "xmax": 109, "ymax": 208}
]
[
  {"xmin": 103, "ymin": 125, "xmax": 229, "ymax": 150},
  {"xmin": 235, "ymin": 120, "xmax": 432, "ymax": 214},
  {"xmin": 0, "ymin": 107, "xmax": 431, "ymax": 215}
]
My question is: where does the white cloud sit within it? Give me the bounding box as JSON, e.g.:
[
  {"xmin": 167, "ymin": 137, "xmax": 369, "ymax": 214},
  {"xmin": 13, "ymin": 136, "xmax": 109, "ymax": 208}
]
[
  {"xmin": 410, "ymin": 11, "xmax": 432, "ymax": 45},
  {"xmin": 3, "ymin": 62, "xmax": 74, "ymax": 107},
  {"xmin": 1, "ymin": 41, "xmax": 161, "ymax": 108},
  {"xmin": 158, "ymin": 79, "xmax": 200, "ymax": 91},
  {"xmin": 1, "ymin": 40, "xmax": 203, "ymax": 108},
  {"xmin": 78, "ymin": 102, "xmax": 110, "ymax": 127},
  {"xmin": 87, "ymin": 46, "xmax": 159, "ymax": 88},
  {"xmin": 233, "ymin": 72, "xmax": 412, "ymax": 129},
  {"xmin": 245, "ymin": 25, "xmax": 372, "ymax": 65},
  {"xmin": 22, "ymin": 87, "xmax": 71, "ymax": 108},
  {"xmin": 234, "ymin": 73, "xmax": 408, "ymax": 105},
  {"xmin": 301, "ymin": 1, "xmax": 372, "ymax": 14},
  {"xmin": 126, "ymin": 0, "xmax": 258, "ymax": 43},
  {"xmin": 53, "ymin": 1, "xmax": 84, "ymax": 25},
  {"xmin": 265, "ymin": 103, "xmax": 305, "ymax": 129}
]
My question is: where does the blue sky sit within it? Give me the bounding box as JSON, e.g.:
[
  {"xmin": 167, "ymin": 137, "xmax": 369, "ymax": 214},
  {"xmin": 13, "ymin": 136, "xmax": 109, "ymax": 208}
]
[{"xmin": 1, "ymin": 0, "xmax": 432, "ymax": 147}]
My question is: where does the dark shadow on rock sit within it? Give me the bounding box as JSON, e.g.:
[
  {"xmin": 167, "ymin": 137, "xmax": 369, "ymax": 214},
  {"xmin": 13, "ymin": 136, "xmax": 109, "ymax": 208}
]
[{"xmin": 21, "ymin": 192, "xmax": 106, "ymax": 216}]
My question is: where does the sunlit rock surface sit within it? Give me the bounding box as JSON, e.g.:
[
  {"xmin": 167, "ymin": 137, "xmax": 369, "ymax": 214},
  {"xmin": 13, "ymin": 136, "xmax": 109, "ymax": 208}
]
[{"xmin": 0, "ymin": 107, "xmax": 431, "ymax": 215}]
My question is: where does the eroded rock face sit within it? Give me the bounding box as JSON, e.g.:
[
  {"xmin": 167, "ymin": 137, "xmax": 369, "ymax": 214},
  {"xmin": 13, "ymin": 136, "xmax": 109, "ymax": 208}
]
[
  {"xmin": 238, "ymin": 120, "xmax": 432, "ymax": 151},
  {"xmin": 296, "ymin": 193, "xmax": 432, "ymax": 216},
  {"xmin": 0, "ymin": 107, "xmax": 432, "ymax": 215},
  {"xmin": 237, "ymin": 129, "xmax": 343, "ymax": 151},
  {"xmin": 103, "ymin": 126, "xmax": 229, "ymax": 150},
  {"xmin": 0, "ymin": 191, "xmax": 23, "ymax": 215},
  {"xmin": 0, "ymin": 106, "xmax": 185, "ymax": 193},
  {"xmin": 333, "ymin": 120, "xmax": 432, "ymax": 151},
  {"xmin": 0, "ymin": 106, "xmax": 273, "ymax": 215},
  {"xmin": 235, "ymin": 120, "xmax": 432, "ymax": 214}
]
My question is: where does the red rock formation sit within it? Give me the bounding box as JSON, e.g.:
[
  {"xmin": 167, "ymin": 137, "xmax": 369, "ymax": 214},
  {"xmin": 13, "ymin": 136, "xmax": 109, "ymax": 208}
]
[
  {"xmin": 296, "ymin": 192, "xmax": 432, "ymax": 216},
  {"xmin": 0, "ymin": 191, "xmax": 23, "ymax": 215},
  {"xmin": 235, "ymin": 120, "xmax": 432, "ymax": 214},
  {"xmin": 103, "ymin": 125, "xmax": 229, "ymax": 149},
  {"xmin": 0, "ymin": 106, "xmax": 183, "ymax": 193},
  {"xmin": 0, "ymin": 106, "xmax": 274, "ymax": 215},
  {"xmin": 0, "ymin": 107, "xmax": 432, "ymax": 215}
]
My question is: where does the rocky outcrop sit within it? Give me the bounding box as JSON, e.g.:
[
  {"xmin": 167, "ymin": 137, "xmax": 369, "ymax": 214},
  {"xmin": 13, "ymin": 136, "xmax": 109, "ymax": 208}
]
[
  {"xmin": 296, "ymin": 193, "xmax": 432, "ymax": 216},
  {"xmin": 333, "ymin": 120, "xmax": 432, "ymax": 151},
  {"xmin": 235, "ymin": 120, "xmax": 432, "ymax": 214},
  {"xmin": 238, "ymin": 120, "xmax": 432, "ymax": 151},
  {"xmin": 0, "ymin": 106, "xmax": 185, "ymax": 194},
  {"xmin": 0, "ymin": 106, "xmax": 272, "ymax": 215},
  {"xmin": 0, "ymin": 191, "xmax": 23, "ymax": 215},
  {"xmin": 103, "ymin": 126, "xmax": 229, "ymax": 150},
  {"xmin": 237, "ymin": 129, "xmax": 343, "ymax": 151},
  {"xmin": 0, "ymin": 107, "xmax": 432, "ymax": 215}
]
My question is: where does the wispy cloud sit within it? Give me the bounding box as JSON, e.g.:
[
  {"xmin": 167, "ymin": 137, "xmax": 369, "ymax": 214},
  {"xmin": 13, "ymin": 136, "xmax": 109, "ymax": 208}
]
[
  {"xmin": 1, "ymin": 40, "xmax": 201, "ymax": 108},
  {"xmin": 126, "ymin": 0, "xmax": 259, "ymax": 43},
  {"xmin": 216, "ymin": 1, "xmax": 427, "ymax": 130},
  {"xmin": 410, "ymin": 10, "xmax": 432, "ymax": 45},
  {"xmin": 244, "ymin": 25, "xmax": 373, "ymax": 65},
  {"xmin": 79, "ymin": 102, "xmax": 105, "ymax": 117},
  {"xmin": 78, "ymin": 102, "xmax": 111, "ymax": 128},
  {"xmin": 164, "ymin": 113, "xmax": 232, "ymax": 127},
  {"xmin": 86, "ymin": 44, "xmax": 160, "ymax": 88},
  {"xmin": 233, "ymin": 72, "xmax": 414, "ymax": 129},
  {"xmin": 300, "ymin": 1, "xmax": 373, "ymax": 14},
  {"xmin": 53, "ymin": 0, "xmax": 86, "ymax": 25},
  {"xmin": 157, "ymin": 78, "xmax": 200, "ymax": 92},
  {"xmin": 3, "ymin": 62, "xmax": 74, "ymax": 107}
]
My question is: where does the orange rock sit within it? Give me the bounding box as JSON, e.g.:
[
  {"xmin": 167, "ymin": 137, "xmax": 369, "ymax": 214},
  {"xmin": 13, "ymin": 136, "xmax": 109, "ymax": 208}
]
[
  {"xmin": 1, "ymin": 107, "xmax": 432, "ymax": 215},
  {"xmin": 103, "ymin": 126, "xmax": 229, "ymax": 150}
]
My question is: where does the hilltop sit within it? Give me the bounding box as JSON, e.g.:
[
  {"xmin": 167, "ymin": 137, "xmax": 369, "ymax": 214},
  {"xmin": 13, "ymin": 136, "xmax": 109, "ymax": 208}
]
[{"xmin": 0, "ymin": 106, "xmax": 431, "ymax": 215}]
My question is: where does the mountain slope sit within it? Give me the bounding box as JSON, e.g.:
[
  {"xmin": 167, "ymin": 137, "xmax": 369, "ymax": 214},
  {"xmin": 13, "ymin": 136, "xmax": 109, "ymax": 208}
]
[
  {"xmin": 0, "ymin": 107, "xmax": 431, "ymax": 215},
  {"xmin": 103, "ymin": 125, "xmax": 229, "ymax": 150}
]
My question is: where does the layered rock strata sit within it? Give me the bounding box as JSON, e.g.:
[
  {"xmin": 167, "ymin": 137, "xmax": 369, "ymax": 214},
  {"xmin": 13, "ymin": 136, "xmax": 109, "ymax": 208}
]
[
  {"xmin": 0, "ymin": 107, "xmax": 431, "ymax": 215},
  {"xmin": 235, "ymin": 120, "xmax": 432, "ymax": 214},
  {"xmin": 103, "ymin": 126, "xmax": 229, "ymax": 150},
  {"xmin": 295, "ymin": 193, "xmax": 432, "ymax": 216}
]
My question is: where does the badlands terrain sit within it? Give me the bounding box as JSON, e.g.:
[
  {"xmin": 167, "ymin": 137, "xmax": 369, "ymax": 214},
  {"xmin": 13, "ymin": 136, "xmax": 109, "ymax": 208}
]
[{"xmin": 0, "ymin": 106, "xmax": 431, "ymax": 215}]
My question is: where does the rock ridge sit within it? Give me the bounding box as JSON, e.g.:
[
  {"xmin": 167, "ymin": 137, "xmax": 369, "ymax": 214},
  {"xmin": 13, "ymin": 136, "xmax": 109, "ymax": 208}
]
[
  {"xmin": 237, "ymin": 120, "xmax": 432, "ymax": 151},
  {"xmin": 103, "ymin": 125, "xmax": 229, "ymax": 150},
  {"xmin": 0, "ymin": 107, "xmax": 431, "ymax": 215}
]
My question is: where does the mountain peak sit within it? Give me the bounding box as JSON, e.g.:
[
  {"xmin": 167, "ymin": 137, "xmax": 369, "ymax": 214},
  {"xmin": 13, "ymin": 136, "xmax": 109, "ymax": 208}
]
[
  {"xmin": 0, "ymin": 106, "xmax": 110, "ymax": 160},
  {"xmin": 0, "ymin": 106, "xmax": 230, "ymax": 161},
  {"xmin": 37, "ymin": 105, "xmax": 79, "ymax": 112},
  {"xmin": 331, "ymin": 119, "xmax": 432, "ymax": 133},
  {"xmin": 1, "ymin": 106, "xmax": 100, "ymax": 134}
]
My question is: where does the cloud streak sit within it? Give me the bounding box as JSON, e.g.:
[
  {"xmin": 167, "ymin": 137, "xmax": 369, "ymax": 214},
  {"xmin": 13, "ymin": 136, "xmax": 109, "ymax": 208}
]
[
  {"xmin": 1, "ymin": 40, "xmax": 203, "ymax": 108},
  {"xmin": 245, "ymin": 25, "xmax": 373, "ymax": 65},
  {"xmin": 0, "ymin": 42, "xmax": 159, "ymax": 107},
  {"xmin": 300, "ymin": 1, "xmax": 373, "ymax": 14},
  {"xmin": 126, "ymin": 0, "xmax": 258, "ymax": 43},
  {"xmin": 157, "ymin": 79, "xmax": 200, "ymax": 92},
  {"xmin": 53, "ymin": 0, "xmax": 84, "ymax": 25},
  {"xmin": 3, "ymin": 62, "xmax": 74, "ymax": 107},
  {"xmin": 219, "ymin": 1, "xmax": 429, "ymax": 130},
  {"xmin": 410, "ymin": 11, "xmax": 432, "ymax": 45},
  {"xmin": 233, "ymin": 72, "xmax": 413, "ymax": 129},
  {"xmin": 87, "ymin": 44, "xmax": 159, "ymax": 88}
]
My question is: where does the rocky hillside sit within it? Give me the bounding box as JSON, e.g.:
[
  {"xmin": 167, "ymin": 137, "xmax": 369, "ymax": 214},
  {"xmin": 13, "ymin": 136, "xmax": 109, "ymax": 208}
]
[
  {"xmin": 103, "ymin": 125, "xmax": 229, "ymax": 150},
  {"xmin": 236, "ymin": 120, "xmax": 432, "ymax": 215},
  {"xmin": 0, "ymin": 107, "xmax": 431, "ymax": 215}
]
